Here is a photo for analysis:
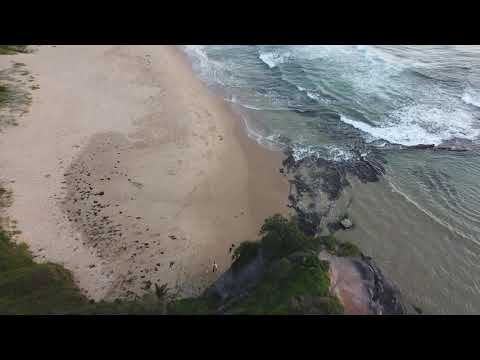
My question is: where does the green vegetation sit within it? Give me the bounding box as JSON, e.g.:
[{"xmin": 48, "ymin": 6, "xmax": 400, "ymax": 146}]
[
  {"xmin": 0, "ymin": 84, "xmax": 9, "ymax": 106},
  {"xmin": 318, "ymin": 235, "xmax": 361, "ymax": 257},
  {"xmin": 319, "ymin": 234, "xmax": 337, "ymax": 253},
  {"xmin": 336, "ymin": 241, "xmax": 361, "ymax": 257},
  {"xmin": 0, "ymin": 191, "xmax": 351, "ymax": 314},
  {"xmin": 259, "ymin": 214, "xmax": 310, "ymax": 260},
  {"xmin": 163, "ymin": 215, "xmax": 345, "ymax": 315},
  {"xmin": 0, "ymin": 67, "xmax": 33, "ymax": 128},
  {"xmin": 167, "ymin": 297, "xmax": 215, "ymax": 315},
  {"xmin": 229, "ymin": 254, "xmax": 342, "ymax": 314},
  {"xmin": 0, "ymin": 227, "xmax": 88, "ymax": 314},
  {"xmin": 232, "ymin": 240, "xmax": 260, "ymax": 272},
  {"xmin": 223, "ymin": 215, "xmax": 344, "ymax": 314},
  {"xmin": 0, "ymin": 225, "xmax": 175, "ymax": 314},
  {"xmin": 0, "ymin": 181, "xmax": 169, "ymax": 314},
  {"xmin": 0, "ymin": 46, "xmax": 29, "ymax": 55}
]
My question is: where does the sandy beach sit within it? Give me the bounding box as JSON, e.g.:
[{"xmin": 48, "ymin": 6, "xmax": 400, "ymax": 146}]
[{"xmin": 0, "ymin": 45, "xmax": 289, "ymax": 301}]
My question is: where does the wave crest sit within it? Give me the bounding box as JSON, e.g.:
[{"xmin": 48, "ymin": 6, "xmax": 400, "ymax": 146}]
[
  {"xmin": 258, "ymin": 50, "xmax": 292, "ymax": 68},
  {"xmin": 462, "ymin": 89, "xmax": 480, "ymax": 108},
  {"xmin": 340, "ymin": 105, "xmax": 480, "ymax": 146}
]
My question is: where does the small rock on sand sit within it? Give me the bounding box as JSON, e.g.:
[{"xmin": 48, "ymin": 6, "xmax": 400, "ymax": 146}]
[{"xmin": 340, "ymin": 218, "xmax": 353, "ymax": 229}]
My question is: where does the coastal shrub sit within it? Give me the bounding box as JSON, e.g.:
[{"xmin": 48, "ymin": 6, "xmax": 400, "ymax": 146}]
[
  {"xmin": 76, "ymin": 295, "xmax": 169, "ymax": 315},
  {"xmin": 319, "ymin": 296, "xmax": 344, "ymax": 315},
  {"xmin": 167, "ymin": 297, "xmax": 214, "ymax": 315},
  {"xmin": 318, "ymin": 234, "xmax": 360, "ymax": 257},
  {"xmin": 260, "ymin": 214, "xmax": 309, "ymax": 261},
  {"xmin": 229, "ymin": 254, "xmax": 338, "ymax": 315},
  {"xmin": 0, "ymin": 228, "xmax": 89, "ymax": 314},
  {"xmin": 232, "ymin": 240, "xmax": 260, "ymax": 271},
  {"xmin": 0, "ymin": 229, "xmax": 33, "ymax": 272},
  {"xmin": 222, "ymin": 215, "xmax": 344, "ymax": 314},
  {"xmin": 336, "ymin": 242, "xmax": 361, "ymax": 257},
  {"xmin": 319, "ymin": 235, "xmax": 337, "ymax": 252}
]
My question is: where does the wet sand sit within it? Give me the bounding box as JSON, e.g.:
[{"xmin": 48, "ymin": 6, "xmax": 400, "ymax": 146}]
[{"xmin": 0, "ymin": 45, "xmax": 289, "ymax": 300}]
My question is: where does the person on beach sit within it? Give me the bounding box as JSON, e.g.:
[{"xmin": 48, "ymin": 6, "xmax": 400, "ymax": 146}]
[{"xmin": 212, "ymin": 261, "xmax": 218, "ymax": 273}]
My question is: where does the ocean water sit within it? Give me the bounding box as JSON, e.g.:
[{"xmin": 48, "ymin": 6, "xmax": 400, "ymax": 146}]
[{"xmin": 183, "ymin": 45, "xmax": 480, "ymax": 314}]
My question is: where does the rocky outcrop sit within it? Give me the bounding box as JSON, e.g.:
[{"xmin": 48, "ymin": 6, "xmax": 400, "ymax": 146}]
[
  {"xmin": 282, "ymin": 147, "xmax": 385, "ymax": 236},
  {"xmin": 319, "ymin": 251, "xmax": 415, "ymax": 314},
  {"xmin": 357, "ymin": 255, "xmax": 414, "ymax": 314},
  {"xmin": 381, "ymin": 138, "xmax": 480, "ymax": 152},
  {"xmin": 204, "ymin": 250, "xmax": 266, "ymax": 313},
  {"xmin": 202, "ymin": 243, "xmax": 415, "ymax": 315},
  {"xmin": 278, "ymin": 144, "xmax": 417, "ymax": 314},
  {"xmin": 435, "ymin": 138, "xmax": 480, "ymax": 152}
]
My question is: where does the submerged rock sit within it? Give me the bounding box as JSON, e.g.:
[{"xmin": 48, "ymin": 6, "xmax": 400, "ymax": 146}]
[
  {"xmin": 435, "ymin": 138, "xmax": 478, "ymax": 151},
  {"xmin": 408, "ymin": 144, "xmax": 435, "ymax": 150}
]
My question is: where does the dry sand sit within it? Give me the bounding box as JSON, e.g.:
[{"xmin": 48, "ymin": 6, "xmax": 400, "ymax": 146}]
[{"xmin": 0, "ymin": 45, "xmax": 289, "ymax": 300}]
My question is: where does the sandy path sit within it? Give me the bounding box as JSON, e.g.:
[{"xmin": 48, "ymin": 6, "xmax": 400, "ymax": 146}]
[{"xmin": 0, "ymin": 45, "xmax": 289, "ymax": 300}]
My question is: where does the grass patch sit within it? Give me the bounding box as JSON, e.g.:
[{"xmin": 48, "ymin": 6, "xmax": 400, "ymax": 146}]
[
  {"xmin": 0, "ymin": 70, "xmax": 33, "ymax": 128},
  {"xmin": 0, "ymin": 84, "xmax": 9, "ymax": 106},
  {"xmin": 0, "ymin": 46, "xmax": 29, "ymax": 55}
]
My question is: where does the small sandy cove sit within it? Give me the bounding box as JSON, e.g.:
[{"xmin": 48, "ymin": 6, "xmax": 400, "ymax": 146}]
[{"xmin": 0, "ymin": 46, "xmax": 289, "ymax": 300}]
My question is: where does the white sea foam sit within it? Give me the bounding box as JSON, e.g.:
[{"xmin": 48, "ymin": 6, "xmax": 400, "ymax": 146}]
[
  {"xmin": 462, "ymin": 89, "xmax": 480, "ymax": 108},
  {"xmin": 291, "ymin": 144, "xmax": 356, "ymax": 162},
  {"xmin": 225, "ymin": 95, "xmax": 263, "ymax": 110},
  {"xmin": 258, "ymin": 50, "xmax": 292, "ymax": 68},
  {"xmin": 306, "ymin": 91, "xmax": 321, "ymax": 101},
  {"xmin": 183, "ymin": 45, "xmax": 227, "ymax": 86},
  {"xmin": 237, "ymin": 114, "xmax": 285, "ymax": 151},
  {"xmin": 291, "ymin": 145, "xmax": 319, "ymax": 161},
  {"xmin": 340, "ymin": 105, "xmax": 480, "ymax": 146},
  {"xmin": 290, "ymin": 84, "xmax": 331, "ymax": 104},
  {"xmin": 185, "ymin": 45, "xmax": 480, "ymax": 149},
  {"xmin": 325, "ymin": 145, "xmax": 356, "ymax": 161}
]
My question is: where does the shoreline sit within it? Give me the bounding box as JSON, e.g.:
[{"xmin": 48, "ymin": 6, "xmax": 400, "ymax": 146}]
[{"xmin": 0, "ymin": 45, "xmax": 290, "ymax": 300}]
